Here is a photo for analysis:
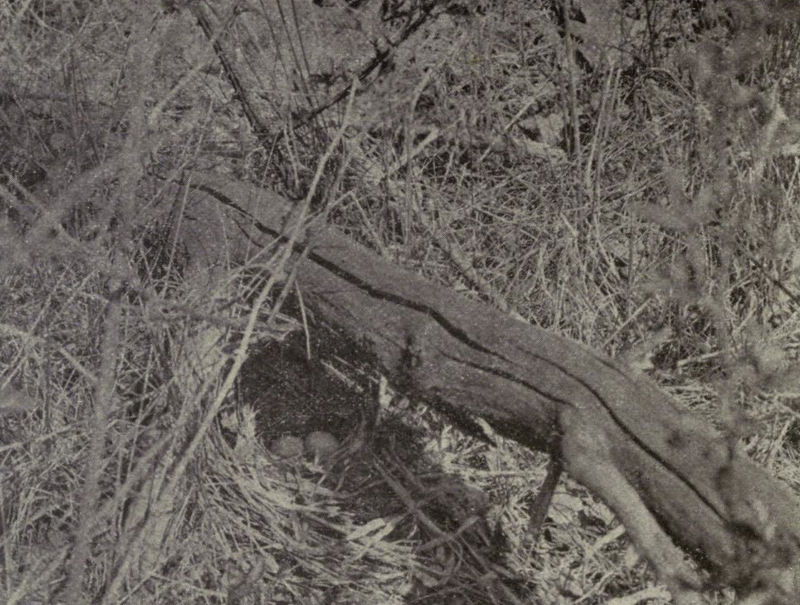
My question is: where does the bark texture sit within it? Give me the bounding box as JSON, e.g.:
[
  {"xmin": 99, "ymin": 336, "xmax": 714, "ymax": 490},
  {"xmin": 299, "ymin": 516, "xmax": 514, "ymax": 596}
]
[{"xmin": 173, "ymin": 171, "xmax": 800, "ymax": 600}]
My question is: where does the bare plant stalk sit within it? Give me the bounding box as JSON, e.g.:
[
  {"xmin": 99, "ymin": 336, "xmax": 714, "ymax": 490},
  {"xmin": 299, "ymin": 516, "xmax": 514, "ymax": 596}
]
[
  {"xmin": 62, "ymin": 286, "xmax": 123, "ymax": 605},
  {"xmin": 562, "ymin": 0, "xmax": 581, "ymax": 163}
]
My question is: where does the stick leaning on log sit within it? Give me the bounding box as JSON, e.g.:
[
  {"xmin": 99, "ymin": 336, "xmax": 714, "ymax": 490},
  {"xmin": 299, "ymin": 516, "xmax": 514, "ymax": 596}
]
[{"xmin": 175, "ymin": 171, "xmax": 800, "ymax": 604}]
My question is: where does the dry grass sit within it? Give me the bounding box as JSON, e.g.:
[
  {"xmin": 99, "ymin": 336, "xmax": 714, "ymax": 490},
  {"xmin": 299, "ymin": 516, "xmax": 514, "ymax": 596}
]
[{"xmin": 1, "ymin": 0, "xmax": 800, "ymax": 603}]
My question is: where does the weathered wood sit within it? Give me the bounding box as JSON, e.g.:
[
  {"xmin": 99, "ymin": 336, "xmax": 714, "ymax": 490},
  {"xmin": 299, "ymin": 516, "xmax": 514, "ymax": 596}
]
[{"xmin": 175, "ymin": 171, "xmax": 800, "ymax": 600}]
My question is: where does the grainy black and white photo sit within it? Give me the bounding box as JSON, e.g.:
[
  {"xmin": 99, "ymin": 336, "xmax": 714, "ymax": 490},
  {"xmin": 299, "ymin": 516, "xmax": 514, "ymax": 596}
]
[{"xmin": 1, "ymin": 1, "xmax": 800, "ymax": 603}]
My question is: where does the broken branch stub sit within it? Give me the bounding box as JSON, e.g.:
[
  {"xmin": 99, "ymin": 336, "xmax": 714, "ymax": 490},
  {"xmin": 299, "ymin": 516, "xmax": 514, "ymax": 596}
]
[{"xmin": 176, "ymin": 171, "xmax": 800, "ymax": 599}]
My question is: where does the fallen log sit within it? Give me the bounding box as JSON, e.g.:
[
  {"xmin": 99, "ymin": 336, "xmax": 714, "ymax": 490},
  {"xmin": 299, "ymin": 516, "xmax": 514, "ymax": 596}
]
[{"xmin": 173, "ymin": 170, "xmax": 800, "ymax": 603}]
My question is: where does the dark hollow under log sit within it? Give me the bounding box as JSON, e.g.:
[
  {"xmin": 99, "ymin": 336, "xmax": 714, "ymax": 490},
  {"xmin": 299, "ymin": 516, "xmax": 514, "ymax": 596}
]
[{"xmin": 169, "ymin": 170, "xmax": 800, "ymax": 601}]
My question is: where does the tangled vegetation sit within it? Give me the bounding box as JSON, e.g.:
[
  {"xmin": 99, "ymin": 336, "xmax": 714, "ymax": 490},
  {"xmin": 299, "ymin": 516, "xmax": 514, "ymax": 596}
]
[{"xmin": 1, "ymin": 0, "xmax": 800, "ymax": 603}]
